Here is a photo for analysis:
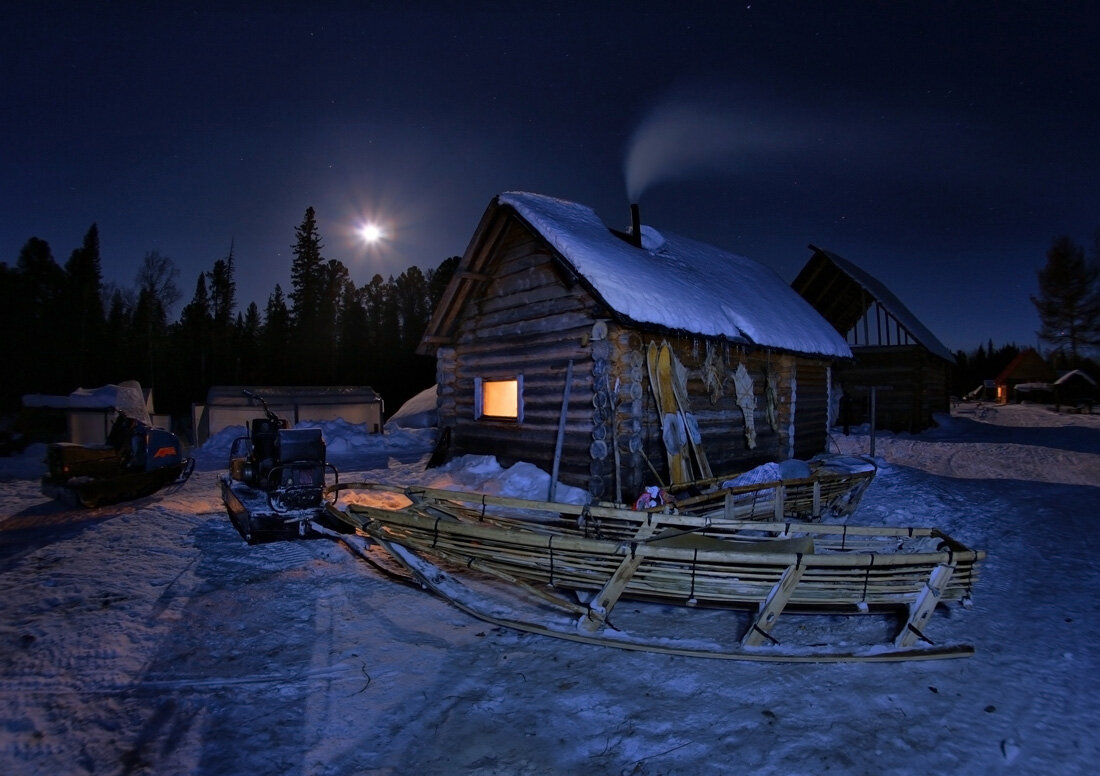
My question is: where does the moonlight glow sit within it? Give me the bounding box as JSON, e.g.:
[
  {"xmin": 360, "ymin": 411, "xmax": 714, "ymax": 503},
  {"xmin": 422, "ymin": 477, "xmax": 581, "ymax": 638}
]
[{"xmin": 359, "ymin": 223, "xmax": 384, "ymax": 244}]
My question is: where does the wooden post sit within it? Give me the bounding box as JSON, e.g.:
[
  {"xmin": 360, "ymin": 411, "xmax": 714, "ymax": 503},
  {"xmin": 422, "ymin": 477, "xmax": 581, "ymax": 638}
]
[
  {"xmin": 607, "ymin": 374, "xmax": 623, "ymax": 505},
  {"xmin": 857, "ymin": 384, "xmax": 893, "ymax": 458},
  {"xmin": 549, "ymin": 360, "xmax": 574, "ymax": 502}
]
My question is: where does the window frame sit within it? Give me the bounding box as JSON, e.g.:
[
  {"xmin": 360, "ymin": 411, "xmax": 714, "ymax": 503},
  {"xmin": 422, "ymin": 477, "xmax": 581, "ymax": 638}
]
[{"xmin": 474, "ymin": 375, "xmax": 524, "ymax": 422}]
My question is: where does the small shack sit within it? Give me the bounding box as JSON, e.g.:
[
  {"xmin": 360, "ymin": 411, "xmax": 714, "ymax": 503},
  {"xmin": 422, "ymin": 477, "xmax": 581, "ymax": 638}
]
[
  {"xmin": 1054, "ymin": 369, "xmax": 1097, "ymax": 411},
  {"xmin": 21, "ymin": 381, "xmax": 157, "ymax": 444},
  {"xmin": 994, "ymin": 350, "xmax": 1055, "ymax": 404},
  {"xmin": 194, "ymin": 386, "xmax": 384, "ymax": 443},
  {"xmin": 418, "ymin": 192, "xmax": 851, "ymax": 501},
  {"xmin": 792, "ymin": 246, "xmax": 954, "ymax": 432}
]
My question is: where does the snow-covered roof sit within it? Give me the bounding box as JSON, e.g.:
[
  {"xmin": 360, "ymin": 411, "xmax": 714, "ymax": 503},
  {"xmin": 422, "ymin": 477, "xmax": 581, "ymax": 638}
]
[
  {"xmin": 1055, "ymin": 369, "xmax": 1097, "ymax": 386},
  {"xmin": 798, "ymin": 246, "xmax": 954, "ymax": 363},
  {"xmin": 22, "ymin": 381, "xmax": 152, "ymax": 424},
  {"xmin": 205, "ymin": 386, "xmax": 381, "ymax": 405},
  {"xmin": 498, "ymin": 192, "xmax": 851, "ymax": 358}
]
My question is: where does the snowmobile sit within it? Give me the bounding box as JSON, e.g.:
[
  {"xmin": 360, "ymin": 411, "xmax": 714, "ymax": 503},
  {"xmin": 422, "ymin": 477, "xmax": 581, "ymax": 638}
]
[
  {"xmin": 219, "ymin": 390, "xmax": 344, "ymax": 543},
  {"xmin": 41, "ymin": 411, "xmax": 194, "ymax": 508}
]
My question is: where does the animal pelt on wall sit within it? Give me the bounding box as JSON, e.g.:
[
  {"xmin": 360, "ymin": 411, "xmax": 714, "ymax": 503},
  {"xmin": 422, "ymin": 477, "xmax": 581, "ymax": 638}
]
[
  {"xmin": 703, "ymin": 341, "xmax": 725, "ymax": 405},
  {"xmin": 733, "ymin": 362, "xmax": 757, "ymax": 449},
  {"xmin": 765, "ymin": 366, "xmax": 780, "ymax": 433}
]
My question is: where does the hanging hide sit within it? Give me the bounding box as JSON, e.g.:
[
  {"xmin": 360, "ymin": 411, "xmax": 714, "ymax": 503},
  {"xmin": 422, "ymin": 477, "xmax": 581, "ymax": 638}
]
[
  {"xmin": 703, "ymin": 341, "xmax": 725, "ymax": 405},
  {"xmin": 661, "ymin": 412, "xmax": 688, "ymax": 454},
  {"xmin": 765, "ymin": 366, "xmax": 780, "ymax": 433},
  {"xmin": 733, "ymin": 362, "xmax": 757, "ymax": 449}
]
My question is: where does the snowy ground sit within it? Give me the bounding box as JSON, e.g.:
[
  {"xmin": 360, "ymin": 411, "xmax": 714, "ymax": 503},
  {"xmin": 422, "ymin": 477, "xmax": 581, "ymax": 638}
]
[{"xmin": 1, "ymin": 403, "xmax": 1098, "ymax": 775}]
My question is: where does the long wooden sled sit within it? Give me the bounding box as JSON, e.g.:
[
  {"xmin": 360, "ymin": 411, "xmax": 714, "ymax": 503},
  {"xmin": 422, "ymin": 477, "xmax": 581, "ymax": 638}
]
[
  {"xmin": 326, "ymin": 483, "xmax": 984, "ymax": 662},
  {"xmin": 644, "ymin": 455, "xmax": 877, "ymax": 523}
]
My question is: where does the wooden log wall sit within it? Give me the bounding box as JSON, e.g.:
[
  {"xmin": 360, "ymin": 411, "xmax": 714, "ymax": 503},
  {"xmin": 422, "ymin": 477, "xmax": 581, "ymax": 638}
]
[
  {"xmin": 835, "ymin": 345, "xmax": 950, "ymax": 432},
  {"xmin": 601, "ymin": 330, "xmax": 834, "ymax": 492},
  {"xmin": 444, "ymin": 221, "xmax": 599, "ymax": 492},
  {"xmin": 791, "ymin": 361, "xmax": 830, "ymax": 459}
]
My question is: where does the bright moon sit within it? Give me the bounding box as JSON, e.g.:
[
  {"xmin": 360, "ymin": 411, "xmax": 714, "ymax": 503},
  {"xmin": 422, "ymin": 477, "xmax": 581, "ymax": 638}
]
[{"xmin": 359, "ymin": 223, "xmax": 384, "ymax": 243}]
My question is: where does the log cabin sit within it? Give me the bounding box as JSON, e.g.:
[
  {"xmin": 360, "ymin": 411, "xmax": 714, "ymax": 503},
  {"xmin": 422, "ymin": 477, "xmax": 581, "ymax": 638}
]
[
  {"xmin": 792, "ymin": 246, "xmax": 955, "ymax": 433},
  {"xmin": 418, "ymin": 192, "xmax": 852, "ymax": 502},
  {"xmin": 994, "ymin": 349, "xmax": 1055, "ymax": 404}
]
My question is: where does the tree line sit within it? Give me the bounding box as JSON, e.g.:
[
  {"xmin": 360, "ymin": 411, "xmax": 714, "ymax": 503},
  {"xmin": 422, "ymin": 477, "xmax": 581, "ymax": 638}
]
[
  {"xmin": 3, "ymin": 215, "xmax": 1097, "ymax": 429},
  {"xmin": 0, "ymin": 208, "xmax": 457, "ymax": 425}
]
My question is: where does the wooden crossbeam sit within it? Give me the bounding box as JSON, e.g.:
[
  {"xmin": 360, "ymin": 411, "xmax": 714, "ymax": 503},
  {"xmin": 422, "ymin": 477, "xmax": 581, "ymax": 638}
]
[
  {"xmin": 579, "ymin": 518, "xmax": 660, "ymax": 632},
  {"xmin": 895, "ymin": 563, "xmax": 955, "ymax": 648},
  {"xmin": 740, "ymin": 554, "xmax": 807, "ymax": 648}
]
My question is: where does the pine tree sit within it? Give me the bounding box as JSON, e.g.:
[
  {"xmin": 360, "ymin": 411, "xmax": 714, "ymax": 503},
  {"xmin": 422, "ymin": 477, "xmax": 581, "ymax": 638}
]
[
  {"xmin": 316, "ymin": 258, "xmax": 350, "ymax": 383},
  {"xmin": 178, "ymin": 272, "xmax": 213, "ymax": 390},
  {"xmin": 263, "ymin": 284, "xmax": 291, "ymax": 384},
  {"xmin": 133, "ymin": 250, "xmax": 180, "ymax": 394},
  {"xmin": 206, "ymin": 245, "xmax": 237, "ymax": 384},
  {"xmin": 336, "ymin": 282, "xmax": 370, "ymax": 386},
  {"xmin": 208, "ymin": 244, "xmax": 237, "ymax": 328},
  {"xmin": 237, "ymin": 302, "xmax": 262, "ymax": 383},
  {"xmin": 103, "ymin": 287, "xmax": 134, "ymax": 383},
  {"xmin": 1031, "ymin": 235, "xmax": 1100, "ymax": 363},
  {"xmin": 288, "ymin": 207, "xmax": 328, "ymax": 381},
  {"xmin": 289, "ymin": 207, "xmax": 324, "ymax": 329},
  {"xmin": 64, "ymin": 224, "xmax": 106, "ymax": 387},
  {"xmin": 15, "ymin": 238, "xmax": 68, "ymax": 393}
]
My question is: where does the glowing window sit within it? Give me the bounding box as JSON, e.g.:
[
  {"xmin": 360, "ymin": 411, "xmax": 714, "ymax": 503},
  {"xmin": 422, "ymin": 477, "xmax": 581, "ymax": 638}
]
[{"xmin": 476, "ymin": 377, "xmax": 523, "ymax": 421}]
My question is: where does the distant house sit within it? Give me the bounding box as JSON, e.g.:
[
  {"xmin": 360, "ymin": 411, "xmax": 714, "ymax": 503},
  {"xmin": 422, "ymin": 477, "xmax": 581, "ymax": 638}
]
[
  {"xmin": 193, "ymin": 386, "xmax": 384, "ymax": 444},
  {"xmin": 1053, "ymin": 369, "xmax": 1096, "ymax": 411},
  {"xmin": 791, "ymin": 246, "xmax": 954, "ymax": 432},
  {"xmin": 994, "ymin": 350, "xmax": 1055, "ymax": 404},
  {"xmin": 418, "ymin": 192, "xmax": 851, "ymax": 501}
]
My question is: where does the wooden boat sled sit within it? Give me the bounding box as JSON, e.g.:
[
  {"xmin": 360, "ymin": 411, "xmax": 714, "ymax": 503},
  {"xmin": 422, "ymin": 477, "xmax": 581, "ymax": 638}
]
[
  {"xmin": 649, "ymin": 455, "xmax": 878, "ymax": 523},
  {"xmin": 325, "ymin": 483, "xmax": 984, "ymax": 662}
]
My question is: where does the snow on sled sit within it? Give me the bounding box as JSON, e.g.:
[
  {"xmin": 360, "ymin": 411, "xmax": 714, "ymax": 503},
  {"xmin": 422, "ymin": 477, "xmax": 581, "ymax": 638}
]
[
  {"xmin": 218, "ymin": 390, "xmax": 348, "ymax": 544},
  {"xmin": 327, "ymin": 484, "xmax": 985, "ymax": 662},
  {"xmin": 41, "ymin": 411, "xmax": 194, "ymax": 508},
  {"xmin": 634, "ymin": 454, "xmax": 878, "ymax": 524}
]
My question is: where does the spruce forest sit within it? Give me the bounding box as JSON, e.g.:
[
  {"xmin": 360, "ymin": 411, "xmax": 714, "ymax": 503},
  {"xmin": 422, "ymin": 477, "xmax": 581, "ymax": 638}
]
[
  {"xmin": 0, "ymin": 208, "xmax": 457, "ymax": 434},
  {"xmin": 4, "ymin": 207, "xmax": 1094, "ymax": 439}
]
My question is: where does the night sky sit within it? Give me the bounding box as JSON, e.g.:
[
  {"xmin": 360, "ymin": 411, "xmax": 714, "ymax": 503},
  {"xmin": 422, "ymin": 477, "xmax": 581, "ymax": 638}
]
[{"xmin": 4, "ymin": 2, "xmax": 1097, "ymax": 354}]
